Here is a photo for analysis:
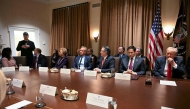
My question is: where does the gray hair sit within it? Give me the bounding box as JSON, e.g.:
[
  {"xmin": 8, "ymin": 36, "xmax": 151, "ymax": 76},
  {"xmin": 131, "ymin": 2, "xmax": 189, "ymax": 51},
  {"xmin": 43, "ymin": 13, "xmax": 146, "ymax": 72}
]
[{"xmin": 166, "ymin": 47, "xmax": 178, "ymax": 54}]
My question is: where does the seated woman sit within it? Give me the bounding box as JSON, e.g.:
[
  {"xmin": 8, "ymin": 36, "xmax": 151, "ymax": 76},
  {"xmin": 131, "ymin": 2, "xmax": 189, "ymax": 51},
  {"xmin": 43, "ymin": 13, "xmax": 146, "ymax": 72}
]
[
  {"xmin": 1, "ymin": 47, "xmax": 18, "ymax": 68},
  {"xmin": 54, "ymin": 48, "xmax": 68, "ymax": 69},
  {"xmin": 51, "ymin": 49, "xmax": 59, "ymax": 67}
]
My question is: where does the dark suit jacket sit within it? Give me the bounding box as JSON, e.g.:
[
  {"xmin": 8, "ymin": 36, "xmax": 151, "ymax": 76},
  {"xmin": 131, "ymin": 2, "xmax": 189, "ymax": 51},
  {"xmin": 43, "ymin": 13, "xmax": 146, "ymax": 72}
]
[
  {"xmin": 73, "ymin": 56, "xmax": 92, "ymax": 70},
  {"xmin": 153, "ymin": 56, "xmax": 185, "ymax": 79},
  {"xmin": 96, "ymin": 55, "xmax": 115, "ymax": 73},
  {"xmin": 54, "ymin": 56, "xmax": 68, "ymax": 69},
  {"xmin": 187, "ymin": 57, "xmax": 190, "ymax": 79},
  {"xmin": 32, "ymin": 54, "xmax": 47, "ymax": 68},
  {"xmin": 16, "ymin": 40, "xmax": 35, "ymax": 66},
  {"xmin": 114, "ymin": 54, "xmax": 127, "ymax": 59},
  {"xmin": 139, "ymin": 55, "xmax": 149, "ymax": 71},
  {"xmin": 119, "ymin": 56, "xmax": 146, "ymax": 75}
]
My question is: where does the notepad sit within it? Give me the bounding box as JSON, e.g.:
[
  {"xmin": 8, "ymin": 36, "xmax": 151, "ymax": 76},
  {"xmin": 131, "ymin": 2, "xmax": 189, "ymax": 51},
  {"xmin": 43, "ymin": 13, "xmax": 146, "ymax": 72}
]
[
  {"xmin": 160, "ymin": 80, "xmax": 177, "ymax": 86},
  {"xmin": 5, "ymin": 100, "xmax": 32, "ymax": 109}
]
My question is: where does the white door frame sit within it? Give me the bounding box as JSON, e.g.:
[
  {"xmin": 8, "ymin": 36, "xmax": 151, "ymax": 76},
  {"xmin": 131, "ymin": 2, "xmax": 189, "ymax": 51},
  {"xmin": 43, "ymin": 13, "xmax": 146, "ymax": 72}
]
[{"xmin": 8, "ymin": 26, "xmax": 40, "ymax": 56}]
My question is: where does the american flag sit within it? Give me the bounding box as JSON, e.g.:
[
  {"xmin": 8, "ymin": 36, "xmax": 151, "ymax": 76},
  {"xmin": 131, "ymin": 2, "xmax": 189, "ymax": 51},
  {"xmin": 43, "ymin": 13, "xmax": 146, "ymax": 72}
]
[{"xmin": 148, "ymin": 0, "xmax": 164, "ymax": 69}]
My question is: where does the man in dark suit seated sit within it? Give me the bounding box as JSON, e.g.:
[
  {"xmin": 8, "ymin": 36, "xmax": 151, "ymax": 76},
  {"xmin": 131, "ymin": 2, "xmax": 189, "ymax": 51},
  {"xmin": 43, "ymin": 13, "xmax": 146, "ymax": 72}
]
[
  {"xmin": 94, "ymin": 46, "xmax": 115, "ymax": 73},
  {"xmin": 119, "ymin": 46, "xmax": 145, "ymax": 75},
  {"xmin": 186, "ymin": 57, "xmax": 190, "ymax": 79},
  {"xmin": 32, "ymin": 48, "xmax": 47, "ymax": 69},
  {"xmin": 135, "ymin": 47, "xmax": 149, "ymax": 71},
  {"xmin": 153, "ymin": 47, "xmax": 185, "ymax": 79},
  {"xmin": 73, "ymin": 46, "xmax": 92, "ymax": 70},
  {"xmin": 114, "ymin": 46, "xmax": 127, "ymax": 59},
  {"xmin": 87, "ymin": 48, "xmax": 97, "ymax": 69}
]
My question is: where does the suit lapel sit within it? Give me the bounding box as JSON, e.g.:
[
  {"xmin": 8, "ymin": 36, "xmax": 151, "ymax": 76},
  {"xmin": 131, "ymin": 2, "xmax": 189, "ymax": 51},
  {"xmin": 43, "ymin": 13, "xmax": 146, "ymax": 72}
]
[
  {"xmin": 133, "ymin": 57, "xmax": 139, "ymax": 71},
  {"xmin": 123, "ymin": 57, "xmax": 129, "ymax": 69},
  {"xmin": 160, "ymin": 56, "xmax": 166, "ymax": 74}
]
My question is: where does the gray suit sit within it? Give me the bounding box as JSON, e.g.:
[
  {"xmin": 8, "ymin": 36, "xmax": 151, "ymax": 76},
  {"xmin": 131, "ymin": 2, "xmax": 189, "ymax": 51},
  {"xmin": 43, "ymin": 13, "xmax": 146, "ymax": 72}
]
[{"xmin": 119, "ymin": 56, "xmax": 146, "ymax": 75}]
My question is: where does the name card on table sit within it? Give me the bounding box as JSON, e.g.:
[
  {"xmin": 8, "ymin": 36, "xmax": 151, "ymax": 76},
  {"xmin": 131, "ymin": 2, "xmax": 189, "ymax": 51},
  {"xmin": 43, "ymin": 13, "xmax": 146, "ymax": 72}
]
[
  {"xmin": 40, "ymin": 84, "xmax": 58, "ymax": 96},
  {"xmin": 5, "ymin": 100, "xmax": 32, "ymax": 109},
  {"xmin": 19, "ymin": 66, "xmax": 29, "ymax": 71},
  {"xmin": 2, "ymin": 67, "xmax": 15, "ymax": 72},
  {"xmin": 161, "ymin": 106, "xmax": 174, "ymax": 109},
  {"xmin": 160, "ymin": 80, "xmax": 177, "ymax": 86},
  {"xmin": 75, "ymin": 69, "xmax": 81, "ymax": 72},
  {"xmin": 86, "ymin": 92, "xmax": 112, "ymax": 108},
  {"xmin": 39, "ymin": 67, "xmax": 48, "ymax": 72},
  {"xmin": 60, "ymin": 68, "xmax": 71, "ymax": 74},
  {"xmin": 12, "ymin": 78, "xmax": 26, "ymax": 88},
  {"xmin": 84, "ymin": 70, "xmax": 97, "ymax": 77},
  {"xmin": 115, "ymin": 73, "xmax": 131, "ymax": 80}
]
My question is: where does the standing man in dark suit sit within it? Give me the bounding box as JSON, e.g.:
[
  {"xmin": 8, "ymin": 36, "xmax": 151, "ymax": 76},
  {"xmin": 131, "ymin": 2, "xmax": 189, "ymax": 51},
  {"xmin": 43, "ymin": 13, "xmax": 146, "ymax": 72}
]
[
  {"xmin": 87, "ymin": 48, "xmax": 97, "ymax": 69},
  {"xmin": 119, "ymin": 46, "xmax": 145, "ymax": 75},
  {"xmin": 94, "ymin": 46, "xmax": 115, "ymax": 73},
  {"xmin": 153, "ymin": 47, "xmax": 185, "ymax": 79},
  {"xmin": 32, "ymin": 48, "xmax": 47, "ymax": 69},
  {"xmin": 16, "ymin": 32, "xmax": 35, "ymax": 67},
  {"xmin": 135, "ymin": 47, "xmax": 149, "ymax": 71},
  {"xmin": 114, "ymin": 47, "xmax": 127, "ymax": 59},
  {"xmin": 73, "ymin": 46, "xmax": 92, "ymax": 70}
]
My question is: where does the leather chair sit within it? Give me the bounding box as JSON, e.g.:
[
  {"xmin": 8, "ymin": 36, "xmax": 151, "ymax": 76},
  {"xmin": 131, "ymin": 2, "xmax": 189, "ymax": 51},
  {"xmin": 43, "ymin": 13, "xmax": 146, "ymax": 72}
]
[
  {"xmin": 67, "ymin": 56, "xmax": 75, "ymax": 68},
  {"xmin": 46, "ymin": 56, "xmax": 52, "ymax": 68},
  {"xmin": 13, "ymin": 56, "xmax": 27, "ymax": 66},
  {"xmin": 114, "ymin": 57, "xmax": 120, "ymax": 73}
]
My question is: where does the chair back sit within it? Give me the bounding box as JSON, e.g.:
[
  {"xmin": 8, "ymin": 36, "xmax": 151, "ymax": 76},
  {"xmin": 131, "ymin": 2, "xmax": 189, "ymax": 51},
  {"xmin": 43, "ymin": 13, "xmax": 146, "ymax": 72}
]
[
  {"xmin": 13, "ymin": 56, "xmax": 27, "ymax": 66},
  {"xmin": 46, "ymin": 56, "xmax": 52, "ymax": 68},
  {"xmin": 67, "ymin": 56, "xmax": 75, "ymax": 68},
  {"xmin": 114, "ymin": 57, "xmax": 120, "ymax": 73}
]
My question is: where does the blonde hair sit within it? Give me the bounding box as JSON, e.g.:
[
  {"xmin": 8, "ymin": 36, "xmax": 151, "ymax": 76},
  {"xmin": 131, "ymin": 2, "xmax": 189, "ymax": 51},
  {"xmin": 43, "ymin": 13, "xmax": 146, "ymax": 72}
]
[
  {"xmin": 166, "ymin": 47, "xmax": 178, "ymax": 54},
  {"xmin": 59, "ymin": 48, "xmax": 67, "ymax": 56},
  {"xmin": 0, "ymin": 70, "xmax": 6, "ymax": 105}
]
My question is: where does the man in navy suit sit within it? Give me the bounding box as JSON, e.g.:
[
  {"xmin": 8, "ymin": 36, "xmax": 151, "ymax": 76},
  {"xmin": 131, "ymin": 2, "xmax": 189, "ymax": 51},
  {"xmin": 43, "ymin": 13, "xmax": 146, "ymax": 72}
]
[
  {"xmin": 119, "ymin": 46, "xmax": 145, "ymax": 75},
  {"xmin": 94, "ymin": 46, "xmax": 115, "ymax": 73},
  {"xmin": 114, "ymin": 47, "xmax": 127, "ymax": 59},
  {"xmin": 153, "ymin": 47, "xmax": 185, "ymax": 79},
  {"xmin": 135, "ymin": 47, "xmax": 149, "ymax": 71},
  {"xmin": 73, "ymin": 46, "xmax": 92, "ymax": 70},
  {"xmin": 32, "ymin": 48, "xmax": 47, "ymax": 69}
]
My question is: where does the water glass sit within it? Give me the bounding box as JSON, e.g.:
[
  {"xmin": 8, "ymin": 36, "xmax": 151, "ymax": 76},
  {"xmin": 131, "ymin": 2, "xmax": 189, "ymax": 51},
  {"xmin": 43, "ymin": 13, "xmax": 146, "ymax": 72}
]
[
  {"xmin": 63, "ymin": 65, "xmax": 67, "ymax": 69},
  {"xmin": 108, "ymin": 98, "xmax": 117, "ymax": 109},
  {"xmin": 38, "ymin": 64, "xmax": 41, "ymax": 69},
  {"xmin": 35, "ymin": 90, "xmax": 46, "ymax": 108},
  {"xmin": 19, "ymin": 64, "xmax": 22, "ymax": 67}
]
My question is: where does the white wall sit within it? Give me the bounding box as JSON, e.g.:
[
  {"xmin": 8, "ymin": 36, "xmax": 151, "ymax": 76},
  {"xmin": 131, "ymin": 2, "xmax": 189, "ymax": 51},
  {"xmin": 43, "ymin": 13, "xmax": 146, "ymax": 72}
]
[{"xmin": 0, "ymin": 0, "xmax": 51, "ymax": 55}]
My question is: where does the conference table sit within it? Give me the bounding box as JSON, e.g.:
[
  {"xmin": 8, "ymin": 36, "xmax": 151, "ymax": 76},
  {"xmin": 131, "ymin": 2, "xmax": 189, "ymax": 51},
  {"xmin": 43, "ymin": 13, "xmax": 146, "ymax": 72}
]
[{"xmin": 1, "ymin": 69, "xmax": 190, "ymax": 109}]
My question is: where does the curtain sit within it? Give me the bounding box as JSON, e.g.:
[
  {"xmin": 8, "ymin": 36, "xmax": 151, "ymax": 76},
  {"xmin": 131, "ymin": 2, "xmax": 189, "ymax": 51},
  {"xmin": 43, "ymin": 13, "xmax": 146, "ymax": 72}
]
[
  {"xmin": 185, "ymin": 0, "xmax": 190, "ymax": 62},
  {"xmin": 99, "ymin": 0, "xmax": 158, "ymax": 56},
  {"xmin": 50, "ymin": 3, "xmax": 91, "ymax": 55}
]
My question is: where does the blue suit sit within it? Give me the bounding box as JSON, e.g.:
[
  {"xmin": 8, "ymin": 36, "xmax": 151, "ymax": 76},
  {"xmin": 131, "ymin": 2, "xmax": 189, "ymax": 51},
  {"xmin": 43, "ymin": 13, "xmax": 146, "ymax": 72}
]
[
  {"xmin": 119, "ymin": 56, "xmax": 146, "ymax": 75},
  {"xmin": 96, "ymin": 55, "xmax": 115, "ymax": 73},
  {"xmin": 153, "ymin": 56, "xmax": 185, "ymax": 79},
  {"xmin": 73, "ymin": 56, "xmax": 92, "ymax": 70}
]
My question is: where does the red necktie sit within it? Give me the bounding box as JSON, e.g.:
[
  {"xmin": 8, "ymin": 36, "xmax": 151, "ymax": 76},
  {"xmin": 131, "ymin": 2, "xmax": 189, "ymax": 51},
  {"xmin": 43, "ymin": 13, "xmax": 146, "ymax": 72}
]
[
  {"xmin": 101, "ymin": 58, "xmax": 105, "ymax": 68},
  {"xmin": 129, "ymin": 58, "xmax": 133, "ymax": 70},
  {"xmin": 167, "ymin": 63, "xmax": 172, "ymax": 78},
  {"xmin": 34, "ymin": 56, "xmax": 37, "ymax": 69}
]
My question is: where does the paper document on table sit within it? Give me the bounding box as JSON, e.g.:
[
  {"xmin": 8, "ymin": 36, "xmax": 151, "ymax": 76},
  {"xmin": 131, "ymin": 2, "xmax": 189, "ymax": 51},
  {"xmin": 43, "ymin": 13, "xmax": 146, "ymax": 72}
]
[
  {"xmin": 5, "ymin": 100, "xmax": 32, "ymax": 109},
  {"xmin": 161, "ymin": 106, "xmax": 174, "ymax": 109},
  {"xmin": 160, "ymin": 80, "xmax": 177, "ymax": 86}
]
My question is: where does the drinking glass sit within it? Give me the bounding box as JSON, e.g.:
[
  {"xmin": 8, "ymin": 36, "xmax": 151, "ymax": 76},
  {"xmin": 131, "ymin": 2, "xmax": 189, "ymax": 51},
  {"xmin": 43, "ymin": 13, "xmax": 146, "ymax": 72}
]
[
  {"xmin": 63, "ymin": 65, "xmax": 67, "ymax": 69},
  {"xmin": 108, "ymin": 98, "xmax": 117, "ymax": 109},
  {"xmin": 38, "ymin": 64, "xmax": 41, "ymax": 69},
  {"xmin": 19, "ymin": 64, "xmax": 22, "ymax": 68},
  {"xmin": 35, "ymin": 90, "xmax": 46, "ymax": 108}
]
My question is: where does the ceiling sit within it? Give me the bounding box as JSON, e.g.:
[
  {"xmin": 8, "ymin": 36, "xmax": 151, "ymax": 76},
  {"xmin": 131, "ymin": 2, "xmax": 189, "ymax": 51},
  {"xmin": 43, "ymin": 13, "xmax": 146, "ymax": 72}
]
[{"xmin": 34, "ymin": 0, "xmax": 65, "ymax": 4}]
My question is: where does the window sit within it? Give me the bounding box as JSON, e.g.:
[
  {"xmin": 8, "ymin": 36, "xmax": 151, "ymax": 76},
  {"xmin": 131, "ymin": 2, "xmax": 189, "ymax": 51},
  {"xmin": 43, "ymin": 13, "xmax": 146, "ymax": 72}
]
[{"xmin": 8, "ymin": 26, "xmax": 40, "ymax": 56}]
